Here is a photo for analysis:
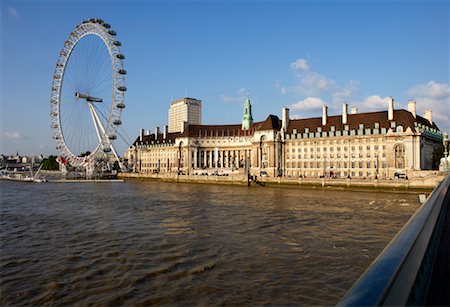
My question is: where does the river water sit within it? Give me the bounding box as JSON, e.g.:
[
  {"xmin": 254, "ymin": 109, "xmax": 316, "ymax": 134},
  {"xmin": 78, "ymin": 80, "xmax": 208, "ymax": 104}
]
[{"xmin": 0, "ymin": 180, "xmax": 420, "ymax": 305}]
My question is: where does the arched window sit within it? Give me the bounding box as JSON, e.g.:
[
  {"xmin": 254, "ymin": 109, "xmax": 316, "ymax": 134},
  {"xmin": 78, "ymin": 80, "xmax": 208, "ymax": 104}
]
[{"xmin": 395, "ymin": 144, "xmax": 405, "ymax": 169}]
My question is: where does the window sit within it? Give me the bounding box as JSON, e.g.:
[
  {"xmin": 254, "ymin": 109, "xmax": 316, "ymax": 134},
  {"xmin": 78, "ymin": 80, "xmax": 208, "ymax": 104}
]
[
  {"xmin": 395, "ymin": 144, "xmax": 405, "ymax": 169},
  {"xmin": 367, "ymin": 161, "xmax": 371, "ymax": 168},
  {"xmin": 359, "ymin": 161, "xmax": 363, "ymax": 168}
]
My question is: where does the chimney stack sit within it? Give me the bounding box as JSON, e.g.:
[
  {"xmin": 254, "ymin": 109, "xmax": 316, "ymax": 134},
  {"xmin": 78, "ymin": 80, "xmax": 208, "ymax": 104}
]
[
  {"xmin": 140, "ymin": 129, "xmax": 144, "ymax": 142},
  {"xmin": 342, "ymin": 103, "xmax": 348, "ymax": 124},
  {"xmin": 163, "ymin": 125, "xmax": 168, "ymax": 139},
  {"xmin": 388, "ymin": 96, "xmax": 394, "ymax": 121},
  {"xmin": 154, "ymin": 127, "xmax": 159, "ymax": 140},
  {"xmin": 408, "ymin": 100, "xmax": 416, "ymax": 118},
  {"xmin": 282, "ymin": 107, "xmax": 290, "ymax": 132},
  {"xmin": 351, "ymin": 106, "xmax": 358, "ymax": 114},
  {"xmin": 424, "ymin": 110, "xmax": 433, "ymax": 124},
  {"xmin": 146, "ymin": 129, "xmax": 150, "ymax": 136},
  {"xmin": 322, "ymin": 105, "xmax": 328, "ymax": 126}
]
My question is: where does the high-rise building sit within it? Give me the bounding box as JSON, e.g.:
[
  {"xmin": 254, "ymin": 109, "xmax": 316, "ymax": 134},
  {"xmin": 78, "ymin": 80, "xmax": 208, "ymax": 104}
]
[{"xmin": 168, "ymin": 97, "xmax": 202, "ymax": 133}]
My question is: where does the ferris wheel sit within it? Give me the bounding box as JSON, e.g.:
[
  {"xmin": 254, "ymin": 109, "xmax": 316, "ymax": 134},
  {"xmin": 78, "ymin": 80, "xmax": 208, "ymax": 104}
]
[{"xmin": 50, "ymin": 18, "xmax": 126, "ymax": 171}]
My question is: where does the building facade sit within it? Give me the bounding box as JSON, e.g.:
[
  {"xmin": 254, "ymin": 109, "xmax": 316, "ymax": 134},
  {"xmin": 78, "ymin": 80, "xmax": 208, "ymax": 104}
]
[
  {"xmin": 168, "ymin": 97, "xmax": 202, "ymax": 133},
  {"xmin": 125, "ymin": 97, "xmax": 443, "ymax": 179}
]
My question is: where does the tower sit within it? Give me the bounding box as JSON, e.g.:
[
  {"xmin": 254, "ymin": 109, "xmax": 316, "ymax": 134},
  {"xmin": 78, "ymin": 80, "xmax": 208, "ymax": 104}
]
[{"xmin": 241, "ymin": 96, "xmax": 253, "ymax": 130}]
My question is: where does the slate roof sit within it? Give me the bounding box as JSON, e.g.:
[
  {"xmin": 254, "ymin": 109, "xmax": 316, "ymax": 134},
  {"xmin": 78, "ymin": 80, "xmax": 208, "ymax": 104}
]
[{"xmin": 287, "ymin": 109, "xmax": 439, "ymax": 134}]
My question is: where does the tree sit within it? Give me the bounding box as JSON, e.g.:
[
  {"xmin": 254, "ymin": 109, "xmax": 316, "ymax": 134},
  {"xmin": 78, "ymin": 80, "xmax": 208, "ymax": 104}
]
[
  {"xmin": 41, "ymin": 155, "xmax": 59, "ymax": 170},
  {"xmin": 112, "ymin": 160, "xmax": 121, "ymax": 172},
  {"xmin": 432, "ymin": 144, "xmax": 444, "ymax": 169}
]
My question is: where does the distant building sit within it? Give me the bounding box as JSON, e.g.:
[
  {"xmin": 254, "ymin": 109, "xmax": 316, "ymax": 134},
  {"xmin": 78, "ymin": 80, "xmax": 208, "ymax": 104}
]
[
  {"xmin": 168, "ymin": 97, "xmax": 202, "ymax": 133},
  {"xmin": 125, "ymin": 97, "xmax": 443, "ymax": 178}
]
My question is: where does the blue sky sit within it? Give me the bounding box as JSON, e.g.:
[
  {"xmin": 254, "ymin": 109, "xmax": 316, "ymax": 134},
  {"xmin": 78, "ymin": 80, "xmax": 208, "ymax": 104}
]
[{"xmin": 1, "ymin": 0, "xmax": 449, "ymax": 156}]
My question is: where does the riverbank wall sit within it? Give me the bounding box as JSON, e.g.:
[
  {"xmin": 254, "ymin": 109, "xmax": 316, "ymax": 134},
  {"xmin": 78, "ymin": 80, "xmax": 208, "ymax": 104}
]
[{"xmin": 119, "ymin": 172, "xmax": 446, "ymax": 192}]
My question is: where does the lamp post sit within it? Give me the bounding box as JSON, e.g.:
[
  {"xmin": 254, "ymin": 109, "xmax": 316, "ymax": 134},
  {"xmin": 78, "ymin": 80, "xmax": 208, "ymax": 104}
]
[{"xmin": 444, "ymin": 131, "xmax": 449, "ymax": 172}]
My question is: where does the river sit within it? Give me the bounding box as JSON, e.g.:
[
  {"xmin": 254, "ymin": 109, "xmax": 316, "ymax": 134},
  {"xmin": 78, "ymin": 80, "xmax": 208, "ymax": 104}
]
[{"xmin": 0, "ymin": 180, "xmax": 420, "ymax": 305}]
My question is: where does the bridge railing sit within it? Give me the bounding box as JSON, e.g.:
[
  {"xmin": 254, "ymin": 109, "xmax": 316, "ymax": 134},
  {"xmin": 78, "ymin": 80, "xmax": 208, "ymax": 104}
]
[{"xmin": 338, "ymin": 174, "xmax": 450, "ymax": 306}]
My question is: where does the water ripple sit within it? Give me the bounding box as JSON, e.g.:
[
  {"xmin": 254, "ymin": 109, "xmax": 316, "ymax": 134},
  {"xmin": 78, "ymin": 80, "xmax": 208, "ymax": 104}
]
[{"xmin": 0, "ymin": 180, "xmax": 419, "ymax": 305}]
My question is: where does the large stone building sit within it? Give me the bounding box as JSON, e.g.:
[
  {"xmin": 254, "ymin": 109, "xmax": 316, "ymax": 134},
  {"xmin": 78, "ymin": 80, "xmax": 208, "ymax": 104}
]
[
  {"xmin": 125, "ymin": 96, "xmax": 443, "ymax": 179},
  {"xmin": 168, "ymin": 97, "xmax": 202, "ymax": 133}
]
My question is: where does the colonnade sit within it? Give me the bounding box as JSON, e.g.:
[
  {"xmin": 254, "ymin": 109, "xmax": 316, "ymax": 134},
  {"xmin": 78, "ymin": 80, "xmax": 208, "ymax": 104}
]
[{"xmin": 191, "ymin": 148, "xmax": 252, "ymax": 169}]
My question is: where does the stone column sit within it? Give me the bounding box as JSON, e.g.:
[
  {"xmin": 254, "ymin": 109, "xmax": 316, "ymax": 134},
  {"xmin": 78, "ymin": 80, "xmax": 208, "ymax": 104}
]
[
  {"xmin": 194, "ymin": 148, "xmax": 198, "ymax": 169},
  {"xmin": 225, "ymin": 150, "xmax": 229, "ymax": 168}
]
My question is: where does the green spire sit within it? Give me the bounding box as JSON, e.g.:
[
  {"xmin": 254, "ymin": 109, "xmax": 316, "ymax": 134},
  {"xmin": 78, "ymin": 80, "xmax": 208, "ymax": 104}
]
[{"xmin": 242, "ymin": 94, "xmax": 253, "ymax": 130}]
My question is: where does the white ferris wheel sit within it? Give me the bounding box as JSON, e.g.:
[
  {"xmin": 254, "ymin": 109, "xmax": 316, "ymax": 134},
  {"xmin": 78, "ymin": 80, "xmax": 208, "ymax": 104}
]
[{"xmin": 50, "ymin": 18, "xmax": 126, "ymax": 173}]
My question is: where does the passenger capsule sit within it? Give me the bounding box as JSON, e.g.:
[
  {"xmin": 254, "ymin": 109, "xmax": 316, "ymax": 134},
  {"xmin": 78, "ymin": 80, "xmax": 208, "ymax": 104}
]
[
  {"xmin": 116, "ymin": 103, "xmax": 125, "ymax": 109},
  {"xmin": 116, "ymin": 54, "xmax": 125, "ymax": 60},
  {"xmin": 118, "ymin": 69, "xmax": 127, "ymax": 75},
  {"xmin": 113, "ymin": 40, "xmax": 121, "ymax": 46},
  {"xmin": 103, "ymin": 23, "xmax": 111, "ymax": 29},
  {"xmin": 113, "ymin": 119, "xmax": 122, "ymax": 125},
  {"xmin": 108, "ymin": 30, "xmax": 117, "ymax": 36},
  {"xmin": 108, "ymin": 135, "xmax": 117, "ymax": 140},
  {"xmin": 89, "ymin": 18, "xmax": 96, "ymax": 23},
  {"xmin": 117, "ymin": 86, "xmax": 127, "ymax": 92},
  {"xmin": 96, "ymin": 19, "xmax": 104, "ymax": 24},
  {"xmin": 103, "ymin": 147, "xmax": 111, "ymax": 153}
]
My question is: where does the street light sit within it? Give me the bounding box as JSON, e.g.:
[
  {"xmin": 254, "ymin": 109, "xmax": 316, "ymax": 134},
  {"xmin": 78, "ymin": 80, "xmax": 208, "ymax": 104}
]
[{"xmin": 444, "ymin": 131, "xmax": 449, "ymax": 172}]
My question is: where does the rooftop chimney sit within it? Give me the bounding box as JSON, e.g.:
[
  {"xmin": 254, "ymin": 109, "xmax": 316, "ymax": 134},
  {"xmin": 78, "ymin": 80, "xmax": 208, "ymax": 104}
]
[
  {"xmin": 163, "ymin": 125, "xmax": 168, "ymax": 139},
  {"xmin": 388, "ymin": 96, "xmax": 394, "ymax": 121},
  {"xmin": 350, "ymin": 106, "xmax": 358, "ymax": 114},
  {"xmin": 282, "ymin": 107, "xmax": 290, "ymax": 132},
  {"xmin": 146, "ymin": 129, "xmax": 150, "ymax": 136},
  {"xmin": 322, "ymin": 105, "xmax": 328, "ymax": 126},
  {"xmin": 408, "ymin": 100, "xmax": 416, "ymax": 118},
  {"xmin": 342, "ymin": 103, "xmax": 348, "ymax": 124},
  {"xmin": 140, "ymin": 129, "xmax": 144, "ymax": 142},
  {"xmin": 424, "ymin": 110, "xmax": 433, "ymax": 124},
  {"xmin": 154, "ymin": 127, "xmax": 159, "ymax": 140}
]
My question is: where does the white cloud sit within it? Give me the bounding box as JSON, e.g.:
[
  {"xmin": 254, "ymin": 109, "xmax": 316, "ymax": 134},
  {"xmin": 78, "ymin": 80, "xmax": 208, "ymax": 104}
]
[
  {"xmin": 406, "ymin": 81, "xmax": 450, "ymax": 124},
  {"xmin": 408, "ymin": 81, "xmax": 450, "ymax": 99},
  {"xmin": 289, "ymin": 97, "xmax": 326, "ymax": 112},
  {"xmin": 332, "ymin": 80, "xmax": 359, "ymax": 104},
  {"xmin": 7, "ymin": 7, "xmax": 20, "ymax": 19},
  {"xmin": 221, "ymin": 87, "xmax": 248, "ymax": 104},
  {"xmin": 281, "ymin": 58, "xmax": 354, "ymax": 100},
  {"xmin": 5, "ymin": 132, "xmax": 23, "ymax": 139},
  {"xmin": 361, "ymin": 95, "xmax": 390, "ymax": 111},
  {"xmin": 290, "ymin": 58, "xmax": 309, "ymax": 71}
]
